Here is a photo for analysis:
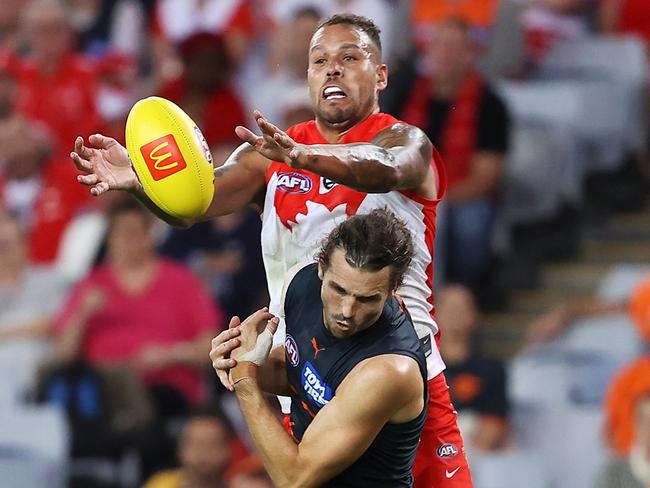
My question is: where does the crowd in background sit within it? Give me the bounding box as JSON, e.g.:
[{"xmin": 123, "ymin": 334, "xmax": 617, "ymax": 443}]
[{"xmin": 0, "ymin": 0, "xmax": 648, "ymax": 487}]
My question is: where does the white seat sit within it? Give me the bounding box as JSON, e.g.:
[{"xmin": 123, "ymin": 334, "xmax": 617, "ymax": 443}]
[
  {"xmin": 596, "ymin": 265, "xmax": 650, "ymax": 302},
  {"xmin": 502, "ymin": 122, "xmax": 585, "ymax": 225},
  {"xmin": 0, "ymin": 405, "xmax": 68, "ymax": 488},
  {"xmin": 469, "ymin": 450, "xmax": 552, "ymax": 488}
]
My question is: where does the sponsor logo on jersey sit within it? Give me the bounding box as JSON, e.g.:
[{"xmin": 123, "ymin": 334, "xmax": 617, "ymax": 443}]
[
  {"xmin": 437, "ymin": 443, "xmax": 459, "ymax": 459},
  {"xmin": 302, "ymin": 361, "xmax": 332, "ymax": 407},
  {"xmin": 277, "ymin": 172, "xmax": 312, "ymax": 194},
  {"xmin": 193, "ymin": 126, "xmax": 213, "ymax": 166},
  {"xmin": 321, "ymin": 177, "xmax": 337, "ymax": 191},
  {"xmin": 285, "ymin": 335, "xmax": 300, "ymax": 367},
  {"xmin": 140, "ymin": 134, "xmax": 187, "ymax": 181}
]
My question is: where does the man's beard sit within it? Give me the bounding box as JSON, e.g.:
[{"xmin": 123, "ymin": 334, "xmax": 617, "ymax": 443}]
[
  {"xmin": 316, "ymin": 104, "xmax": 356, "ymax": 126},
  {"xmin": 630, "ymin": 441, "xmax": 650, "ymax": 485}
]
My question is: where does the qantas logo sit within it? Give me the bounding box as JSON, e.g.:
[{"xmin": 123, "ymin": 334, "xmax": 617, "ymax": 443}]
[
  {"xmin": 140, "ymin": 134, "xmax": 187, "ymax": 181},
  {"xmin": 302, "ymin": 361, "xmax": 332, "ymax": 407},
  {"xmin": 277, "ymin": 172, "xmax": 312, "ymax": 194}
]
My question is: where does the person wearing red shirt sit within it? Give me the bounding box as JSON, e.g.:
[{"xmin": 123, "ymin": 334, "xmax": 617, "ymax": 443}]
[
  {"xmin": 53, "ymin": 198, "xmax": 222, "ymax": 407},
  {"xmin": 157, "ymin": 32, "xmax": 247, "ymax": 148}
]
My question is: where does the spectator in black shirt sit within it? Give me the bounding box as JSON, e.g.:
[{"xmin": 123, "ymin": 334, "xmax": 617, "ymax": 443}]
[
  {"xmin": 437, "ymin": 284, "xmax": 510, "ymax": 452},
  {"xmin": 400, "ymin": 18, "xmax": 510, "ymax": 291}
]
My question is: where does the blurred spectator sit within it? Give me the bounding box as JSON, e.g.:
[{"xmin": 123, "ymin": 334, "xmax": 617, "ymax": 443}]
[
  {"xmin": 226, "ymin": 455, "xmax": 274, "ymax": 488},
  {"xmin": 604, "ymin": 358, "xmax": 650, "ymax": 458},
  {"xmin": 64, "ymin": 0, "xmax": 147, "ymax": 57},
  {"xmin": 525, "ymin": 273, "xmax": 650, "ymax": 347},
  {"xmin": 0, "ymin": 53, "xmax": 51, "ymax": 226},
  {"xmin": 143, "ymin": 407, "xmax": 240, "ymax": 488},
  {"xmin": 0, "ymin": 0, "xmax": 27, "ymax": 52},
  {"xmin": 436, "ymin": 284, "xmax": 510, "ymax": 452},
  {"xmin": 150, "ymin": 0, "xmax": 255, "ymax": 83},
  {"xmin": 597, "ymin": 393, "xmax": 650, "ymax": 488},
  {"xmin": 517, "ymin": 0, "xmax": 590, "ymax": 73},
  {"xmin": 160, "ymin": 208, "xmax": 267, "ymax": 321},
  {"xmin": 95, "ymin": 51, "xmax": 138, "ymax": 144},
  {"xmin": 268, "ymin": 0, "xmax": 395, "ymax": 62},
  {"xmin": 401, "ymin": 18, "xmax": 509, "ymax": 290},
  {"xmin": 16, "ymin": 0, "xmax": 103, "ymax": 153},
  {"xmin": 158, "ymin": 32, "xmax": 246, "ymax": 148},
  {"xmin": 410, "ymin": 0, "xmax": 500, "ymax": 46},
  {"xmin": 600, "ymin": 0, "xmax": 650, "ymax": 49},
  {"xmin": 0, "ymin": 208, "xmax": 68, "ymax": 405},
  {"xmin": 52, "ymin": 198, "xmax": 222, "ymax": 409},
  {"xmin": 250, "ymin": 5, "xmax": 320, "ymax": 126}
]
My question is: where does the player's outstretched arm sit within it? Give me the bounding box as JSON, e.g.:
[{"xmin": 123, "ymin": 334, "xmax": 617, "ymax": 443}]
[
  {"xmin": 234, "ymin": 354, "xmax": 424, "ymax": 488},
  {"xmin": 242, "ymin": 112, "xmax": 438, "ymax": 199},
  {"xmin": 71, "ymin": 134, "xmax": 269, "ymax": 227}
]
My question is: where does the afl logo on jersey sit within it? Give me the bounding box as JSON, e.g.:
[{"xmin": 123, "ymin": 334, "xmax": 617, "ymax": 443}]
[
  {"xmin": 437, "ymin": 443, "xmax": 459, "ymax": 459},
  {"xmin": 277, "ymin": 172, "xmax": 312, "ymax": 194},
  {"xmin": 285, "ymin": 335, "xmax": 300, "ymax": 367}
]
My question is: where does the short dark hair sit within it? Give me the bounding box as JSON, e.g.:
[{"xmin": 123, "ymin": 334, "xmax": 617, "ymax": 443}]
[
  {"xmin": 316, "ymin": 13, "xmax": 382, "ymax": 55},
  {"xmin": 318, "ymin": 208, "xmax": 414, "ymax": 290},
  {"xmin": 106, "ymin": 196, "xmax": 153, "ymax": 231},
  {"xmin": 185, "ymin": 403, "xmax": 235, "ymax": 440}
]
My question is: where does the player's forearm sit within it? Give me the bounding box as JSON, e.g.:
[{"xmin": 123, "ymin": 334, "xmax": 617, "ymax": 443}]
[
  {"xmin": 235, "ymin": 377, "xmax": 307, "ymax": 488},
  {"xmin": 298, "ymin": 143, "xmax": 404, "ymax": 193}
]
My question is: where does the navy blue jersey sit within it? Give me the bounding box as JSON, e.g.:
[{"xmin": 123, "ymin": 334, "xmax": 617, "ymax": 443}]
[{"xmin": 283, "ymin": 264, "xmax": 428, "ymax": 487}]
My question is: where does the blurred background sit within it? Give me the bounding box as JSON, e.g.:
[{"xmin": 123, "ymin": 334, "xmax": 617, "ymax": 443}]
[{"xmin": 0, "ymin": 0, "xmax": 648, "ymax": 487}]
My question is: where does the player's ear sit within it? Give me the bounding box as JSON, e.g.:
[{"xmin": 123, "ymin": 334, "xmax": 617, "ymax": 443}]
[
  {"xmin": 318, "ymin": 262, "xmax": 325, "ymax": 280},
  {"xmin": 376, "ymin": 63, "xmax": 388, "ymax": 92}
]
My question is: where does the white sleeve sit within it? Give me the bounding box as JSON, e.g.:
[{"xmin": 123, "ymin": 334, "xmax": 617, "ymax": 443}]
[{"xmin": 279, "ymin": 260, "xmax": 314, "ymax": 320}]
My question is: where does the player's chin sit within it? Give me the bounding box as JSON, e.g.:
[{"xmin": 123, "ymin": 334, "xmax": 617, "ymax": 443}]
[{"xmin": 317, "ymin": 104, "xmax": 354, "ymax": 124}]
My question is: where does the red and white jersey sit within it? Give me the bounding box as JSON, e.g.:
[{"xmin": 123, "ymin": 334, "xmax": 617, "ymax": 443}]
[{"xmin": 262, "ymin": 113, "xmax": 447, "ymax": 379}]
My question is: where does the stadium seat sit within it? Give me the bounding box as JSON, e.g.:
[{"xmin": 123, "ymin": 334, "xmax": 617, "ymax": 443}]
[
  {"xmin": 469, "ymin": 450, "xmax": 552, "ymax": 488},
  {"xmin": 0, "ymin": 406, "xmax": 68, "ymax": 488}
]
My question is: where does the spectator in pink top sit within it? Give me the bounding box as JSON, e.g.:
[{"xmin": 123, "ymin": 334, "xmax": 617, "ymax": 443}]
[{"xmin": 52, "ymin": 197, "xmax": 222, "ymax": 407}]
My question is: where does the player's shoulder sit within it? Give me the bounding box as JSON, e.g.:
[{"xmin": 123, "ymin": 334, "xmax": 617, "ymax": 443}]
[
  {"xmin": 343, "ymin": 354, "xmax": 423, "ymax": 401},
  {"xmin": 286, "ymin": 119, "xmax": 319, "ymax": 141}
]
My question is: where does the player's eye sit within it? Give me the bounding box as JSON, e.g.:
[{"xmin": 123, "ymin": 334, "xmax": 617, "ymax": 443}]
[
  {"xmin": 357, "ymin": 295, "xmax": 380, "ymax": 304},
  {"xmin": 343, "ymin": 55, "xmax": 356, "ymax": 62},
  {"xmin": 314, "ymin": 58, "xmax": 326, "ymax": 65}
]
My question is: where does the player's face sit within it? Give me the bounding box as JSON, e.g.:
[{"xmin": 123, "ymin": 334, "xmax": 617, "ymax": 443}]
[
  {"xmin": 307, "ymin": 24, "xmax": 387, "ymax": 130},
  {"xmin": 318, "ymin": 248, "xmax": 392, "ymax": 339},
  {"xmin": 179, "ymin": 418, "xmax": 231, "ymax": 480}
]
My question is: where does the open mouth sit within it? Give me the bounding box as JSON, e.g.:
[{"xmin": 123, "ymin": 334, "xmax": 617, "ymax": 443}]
[
  {"xmin": 336, "ymin": 321, "xmax": 351, "ymax": 330},
  {"xmin": 322, "ymin": 85, "xmax": 347, "ymax": 100}
]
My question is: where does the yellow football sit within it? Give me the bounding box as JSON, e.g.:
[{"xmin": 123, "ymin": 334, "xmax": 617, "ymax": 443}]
[{"xmin": 125, "ymin": 96, "xmax": 215, "ymax": 219}]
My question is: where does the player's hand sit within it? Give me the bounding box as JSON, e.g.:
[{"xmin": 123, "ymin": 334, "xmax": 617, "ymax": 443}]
[
  {"xmin": 230, "ymin": 308, "xmax": 279, "ymax": 364},
  {"xmin": 210, "ymin": 316, "xmax": 243, "ymax": 391},
  {"xmin": 235, "ymin": 111, "xmax": 310, "ymax": 167},
  {"xmin": 71, "ymin": 134, "xmax": 141, "ymax": 196}
]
